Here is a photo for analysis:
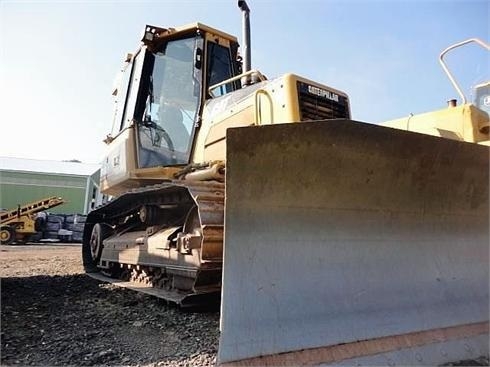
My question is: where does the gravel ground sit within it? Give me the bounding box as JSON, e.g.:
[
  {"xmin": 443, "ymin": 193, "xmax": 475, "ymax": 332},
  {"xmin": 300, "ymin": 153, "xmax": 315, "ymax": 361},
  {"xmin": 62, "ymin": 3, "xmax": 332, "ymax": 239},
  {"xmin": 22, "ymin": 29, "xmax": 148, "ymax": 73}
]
[
  {"xmin": 1, "ymin": 244, "xmax": 488, "ymax": 367},
  {"xmin": 0, "ymin": 244, "xmax": 219, "ymax": 366}
]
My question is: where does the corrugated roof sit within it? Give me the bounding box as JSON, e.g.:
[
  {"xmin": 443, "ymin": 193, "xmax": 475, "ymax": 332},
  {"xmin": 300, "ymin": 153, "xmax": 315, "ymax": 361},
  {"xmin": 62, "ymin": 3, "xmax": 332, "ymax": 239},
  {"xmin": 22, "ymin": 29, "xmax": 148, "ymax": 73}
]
[{"xmin": 0, "ymin": 157, "xmax": 100, "ymax": 176}]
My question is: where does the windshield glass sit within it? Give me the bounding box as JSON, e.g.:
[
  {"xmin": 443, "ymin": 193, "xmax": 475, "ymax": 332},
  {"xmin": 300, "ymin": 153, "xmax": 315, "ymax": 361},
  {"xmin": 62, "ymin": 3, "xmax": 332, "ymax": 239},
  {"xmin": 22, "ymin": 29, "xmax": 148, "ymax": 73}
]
[{"xmin": 138, "ymin": 37, "xmax": 200, "ymax": 168}]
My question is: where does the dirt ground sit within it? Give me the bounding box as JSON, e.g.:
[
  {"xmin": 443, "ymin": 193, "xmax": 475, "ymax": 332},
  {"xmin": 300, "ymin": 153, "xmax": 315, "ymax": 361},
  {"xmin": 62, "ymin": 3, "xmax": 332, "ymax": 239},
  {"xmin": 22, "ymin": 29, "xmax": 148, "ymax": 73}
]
[
  {"xmin": 1, "ymin": 244, "xmax": 488, "ymax": 366},
  {"xmin": 0, "ymin": 244, "xmax": 219, "ymax": 366}
]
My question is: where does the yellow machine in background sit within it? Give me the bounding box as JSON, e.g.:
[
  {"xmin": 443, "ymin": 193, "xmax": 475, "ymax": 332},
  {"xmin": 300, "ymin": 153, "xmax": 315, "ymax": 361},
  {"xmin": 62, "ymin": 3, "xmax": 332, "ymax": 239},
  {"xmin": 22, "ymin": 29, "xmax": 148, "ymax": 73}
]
[
  {"xmin": 0, "ymin": 196, "xmax": 65, "ymax": 245},
  {"xmin": 82, "ymin": 0, "xmax": 489, "ymax": 364},
  {"xmin": 382, "ymin": 38, "xmax": 489, "ymax": 145}
]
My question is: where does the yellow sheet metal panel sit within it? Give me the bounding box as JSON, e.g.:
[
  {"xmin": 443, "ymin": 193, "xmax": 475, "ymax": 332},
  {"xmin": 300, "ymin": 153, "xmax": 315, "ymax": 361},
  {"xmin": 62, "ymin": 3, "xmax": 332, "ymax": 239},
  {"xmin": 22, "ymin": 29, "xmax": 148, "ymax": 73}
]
[
  {"xmin": 382, "ymin": 103, "xmax": 489, "ymax": 143},
  {"xmin": 219, "ymin": 120, "xmax": 489, "ymax": 365},
  {"xmin": 197, "ymin": 74, "xmax": 350, "ymax": 163}
]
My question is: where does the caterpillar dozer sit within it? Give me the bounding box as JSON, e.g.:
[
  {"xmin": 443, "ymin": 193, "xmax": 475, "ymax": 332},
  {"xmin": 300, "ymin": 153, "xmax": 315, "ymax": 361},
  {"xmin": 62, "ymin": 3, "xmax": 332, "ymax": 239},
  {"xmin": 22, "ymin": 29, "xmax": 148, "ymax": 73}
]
[
  {"xmin": 0, "ymin": 196, "xmax": 65, "ymax": 244},
  {"xmin": 82, "ymin": 1, "xmax": 489, "ymax": 365},
  {"xmin": 82, "ymin": 1, "xmax": 350, "ymax": 305}
]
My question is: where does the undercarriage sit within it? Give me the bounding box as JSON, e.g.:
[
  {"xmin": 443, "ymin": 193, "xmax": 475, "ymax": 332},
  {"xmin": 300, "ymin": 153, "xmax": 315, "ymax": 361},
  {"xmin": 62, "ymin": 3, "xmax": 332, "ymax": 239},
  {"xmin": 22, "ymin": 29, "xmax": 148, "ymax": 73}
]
[{"xmin": 82, "ymin": 180, "xmax": 224, "ymax": 306}]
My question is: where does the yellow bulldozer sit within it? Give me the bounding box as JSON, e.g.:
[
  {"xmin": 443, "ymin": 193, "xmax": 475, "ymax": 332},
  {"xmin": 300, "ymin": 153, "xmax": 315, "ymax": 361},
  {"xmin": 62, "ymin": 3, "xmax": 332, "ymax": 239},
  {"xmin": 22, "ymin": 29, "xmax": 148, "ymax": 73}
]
[
  {"xmin": 83, "ymin": 2, "xmax": 350, "ymax": 303},
  {"xmin": 82, "ymin": 1, "xmax": 489, "ymax": 365}
]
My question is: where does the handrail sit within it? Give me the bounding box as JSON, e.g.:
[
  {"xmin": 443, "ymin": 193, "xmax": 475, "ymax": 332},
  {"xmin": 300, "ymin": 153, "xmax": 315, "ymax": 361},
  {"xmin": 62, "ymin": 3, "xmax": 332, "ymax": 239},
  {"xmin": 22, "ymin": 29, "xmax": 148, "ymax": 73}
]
[
  {"xmin": 439, "ymin": 38, "xmax": 490, "ymax": 104},
  {"xmin": 208, "ymin": 69, "xmax": 266, "ymax": 97},
  {"xmin": 254, "ymin": 89, "xmax": 273, "ymax": 125}
]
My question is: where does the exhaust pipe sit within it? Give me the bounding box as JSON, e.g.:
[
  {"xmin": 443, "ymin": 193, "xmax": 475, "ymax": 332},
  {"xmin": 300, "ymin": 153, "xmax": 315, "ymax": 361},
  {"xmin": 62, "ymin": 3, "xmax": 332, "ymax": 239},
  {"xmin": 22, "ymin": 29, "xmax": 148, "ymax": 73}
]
[
  {"xmin": 447, "ymin": 98, "xmax": 457, "ymax": 108},
  {"xmin": 238, "ymin": 0, "xmax": 251, "ymax": 72},
  {"xmin": 238, "ymin": 0, "xmax": 251, "ymax": 86}
]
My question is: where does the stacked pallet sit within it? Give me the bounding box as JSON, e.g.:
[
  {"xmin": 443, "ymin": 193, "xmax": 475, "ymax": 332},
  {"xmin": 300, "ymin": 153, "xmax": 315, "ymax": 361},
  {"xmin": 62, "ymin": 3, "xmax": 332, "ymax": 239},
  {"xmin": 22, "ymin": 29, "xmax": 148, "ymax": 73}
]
[
  {"xmin": 64, "ymin": 214, "xmax": 86, "ymax": 242},
  {"xmin": 31, "ymin": 213, "xmax": 87, "ymax": 243}
]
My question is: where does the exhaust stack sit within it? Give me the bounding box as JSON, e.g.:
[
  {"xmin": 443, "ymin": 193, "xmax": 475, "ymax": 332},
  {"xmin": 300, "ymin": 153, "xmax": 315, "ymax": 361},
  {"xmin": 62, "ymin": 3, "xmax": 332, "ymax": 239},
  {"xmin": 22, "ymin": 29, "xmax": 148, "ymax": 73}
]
[
  {"xmin": 447, "ymin": 99, "xmax": 457, "ymax": 108},
  {"xmin": 238, "ymin": 0, "xmax": 251, "ymax": 80}
]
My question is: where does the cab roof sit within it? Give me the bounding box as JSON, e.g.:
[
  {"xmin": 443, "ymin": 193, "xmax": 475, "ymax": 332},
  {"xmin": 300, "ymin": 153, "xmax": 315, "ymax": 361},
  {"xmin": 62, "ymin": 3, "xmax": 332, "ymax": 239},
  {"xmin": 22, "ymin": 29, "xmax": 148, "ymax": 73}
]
[{"xmin": 157, "ymin": 22, "xmax": 238, "ymax": 43}]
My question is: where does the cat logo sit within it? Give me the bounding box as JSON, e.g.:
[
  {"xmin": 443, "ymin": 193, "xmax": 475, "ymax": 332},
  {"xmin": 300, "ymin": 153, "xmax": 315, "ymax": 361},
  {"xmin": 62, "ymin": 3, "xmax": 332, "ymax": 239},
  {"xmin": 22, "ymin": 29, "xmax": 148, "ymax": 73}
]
[{"xmin": 307, "ymin": 85, "xmax": 339, "ymax": 102}]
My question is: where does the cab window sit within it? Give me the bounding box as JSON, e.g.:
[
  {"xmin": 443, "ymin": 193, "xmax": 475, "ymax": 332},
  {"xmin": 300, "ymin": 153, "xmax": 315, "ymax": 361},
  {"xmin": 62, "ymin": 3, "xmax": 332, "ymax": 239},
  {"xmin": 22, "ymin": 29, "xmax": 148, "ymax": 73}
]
[{"xmin": 207, "ymin": 42, "xmax": 237, "ymax": 97}]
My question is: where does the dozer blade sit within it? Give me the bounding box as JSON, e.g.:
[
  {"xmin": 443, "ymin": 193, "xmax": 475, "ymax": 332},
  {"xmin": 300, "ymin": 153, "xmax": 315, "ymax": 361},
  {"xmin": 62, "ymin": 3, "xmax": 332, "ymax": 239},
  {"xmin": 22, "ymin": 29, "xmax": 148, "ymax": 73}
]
[{"xmin": 219, "ymin": 120, "xmax": 489, "ymax": 366}]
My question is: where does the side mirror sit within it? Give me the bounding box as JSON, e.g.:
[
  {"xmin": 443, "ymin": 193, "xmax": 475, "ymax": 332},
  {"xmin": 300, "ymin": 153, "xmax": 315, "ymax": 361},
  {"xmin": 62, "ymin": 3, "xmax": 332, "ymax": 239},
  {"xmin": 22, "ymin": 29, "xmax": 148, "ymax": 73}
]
[{"xmin": 194, "ymin": 47, "xmax": 202, "ymax": 69}]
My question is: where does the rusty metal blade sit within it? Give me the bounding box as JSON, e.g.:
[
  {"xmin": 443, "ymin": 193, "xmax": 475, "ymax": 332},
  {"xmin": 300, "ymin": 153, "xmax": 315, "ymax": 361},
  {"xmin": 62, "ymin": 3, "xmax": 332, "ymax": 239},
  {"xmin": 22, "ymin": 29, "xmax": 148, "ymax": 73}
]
[{"xmin": 219, "ymin": 120, "xmax": 489, "ymax": 365}]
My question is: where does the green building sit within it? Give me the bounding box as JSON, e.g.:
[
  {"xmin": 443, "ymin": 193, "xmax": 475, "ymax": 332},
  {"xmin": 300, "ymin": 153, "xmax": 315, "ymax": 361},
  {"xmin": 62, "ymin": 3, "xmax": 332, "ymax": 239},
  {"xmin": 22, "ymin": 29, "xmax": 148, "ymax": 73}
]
[{"xmin": 0, "ymin": 157, "xmax": 101, "ymax": 214}]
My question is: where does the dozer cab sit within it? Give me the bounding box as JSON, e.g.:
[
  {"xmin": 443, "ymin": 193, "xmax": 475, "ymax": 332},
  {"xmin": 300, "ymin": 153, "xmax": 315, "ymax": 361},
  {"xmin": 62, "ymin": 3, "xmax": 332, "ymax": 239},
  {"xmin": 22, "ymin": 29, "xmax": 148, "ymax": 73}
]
[{"xmin": 83, "ymin": 1, "xmax": 488, "ymax": 364}]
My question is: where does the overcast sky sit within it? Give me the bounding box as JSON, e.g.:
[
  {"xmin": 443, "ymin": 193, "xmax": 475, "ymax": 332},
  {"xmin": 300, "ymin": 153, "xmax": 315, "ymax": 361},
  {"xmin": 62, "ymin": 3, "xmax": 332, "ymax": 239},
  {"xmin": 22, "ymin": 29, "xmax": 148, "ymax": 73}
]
[{"xmin": 1, "ymin": 0, "xmax": 488, "ymax": 164}]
